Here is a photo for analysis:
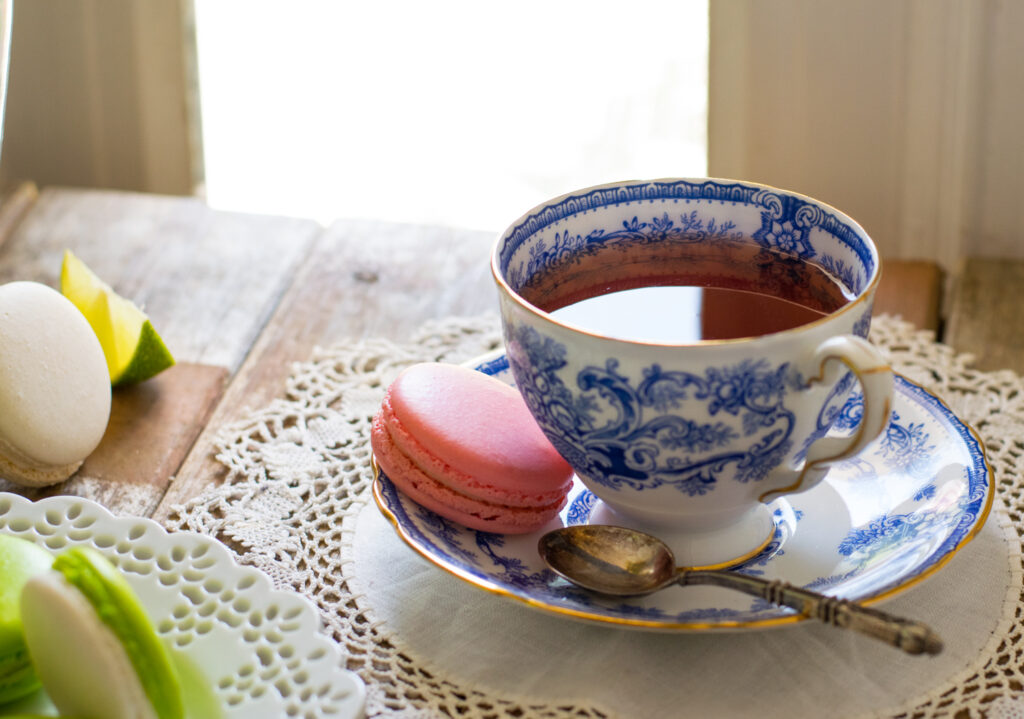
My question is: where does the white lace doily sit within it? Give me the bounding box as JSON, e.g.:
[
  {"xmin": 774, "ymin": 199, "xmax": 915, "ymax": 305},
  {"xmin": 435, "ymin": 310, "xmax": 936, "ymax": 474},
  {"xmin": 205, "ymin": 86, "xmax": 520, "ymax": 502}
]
[{"xmin": 165, "ymin": 315, "xmax": 1024, "ymax": 718}]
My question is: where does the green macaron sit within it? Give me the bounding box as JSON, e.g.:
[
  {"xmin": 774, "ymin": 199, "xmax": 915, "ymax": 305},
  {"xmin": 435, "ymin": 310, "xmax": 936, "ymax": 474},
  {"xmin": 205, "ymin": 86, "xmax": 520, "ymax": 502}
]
[
  {"xmin": 20, "ymin": 546, "xmax": 184, "ymax": 719},
  {"xmin": 0, "ymin": 534, "xmax": 53, "ymax": 705}
]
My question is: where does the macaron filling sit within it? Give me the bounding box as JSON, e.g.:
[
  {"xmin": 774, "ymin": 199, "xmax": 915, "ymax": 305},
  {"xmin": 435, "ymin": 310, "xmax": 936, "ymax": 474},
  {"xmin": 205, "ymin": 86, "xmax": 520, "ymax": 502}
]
[
  {"xmin": 0, "ymin": 644, "xmax": 37, "ymax": 700},
  {"xmin": 0, "ymin": 433, "xmax": 83, "ymax": 486},
  {"xmin": 0, "ymin": 535, "xmax": 53, "ymax": 704},
  {"xmin": 51, "ymin": 548, "xmax": 183, "ymax": 719}
]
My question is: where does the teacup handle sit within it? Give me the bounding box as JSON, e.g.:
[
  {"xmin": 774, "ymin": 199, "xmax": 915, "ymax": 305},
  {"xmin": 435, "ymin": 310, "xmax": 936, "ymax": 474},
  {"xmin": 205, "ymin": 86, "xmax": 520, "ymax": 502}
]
[{"xmin": 762, "ymin": 335, "xmax": 894, "ymax": 501}]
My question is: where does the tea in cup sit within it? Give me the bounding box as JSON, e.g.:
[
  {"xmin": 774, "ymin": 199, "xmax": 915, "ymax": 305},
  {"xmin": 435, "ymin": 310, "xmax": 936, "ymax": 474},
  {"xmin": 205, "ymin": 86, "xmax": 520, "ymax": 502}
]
[{"xmin": 492, "ymin": 178, "xmax": 893, "ymax": 568}]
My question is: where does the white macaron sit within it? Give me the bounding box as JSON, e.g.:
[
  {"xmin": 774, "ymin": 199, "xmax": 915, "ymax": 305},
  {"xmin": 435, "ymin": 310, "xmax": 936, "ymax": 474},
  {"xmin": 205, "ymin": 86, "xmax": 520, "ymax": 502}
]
[{"xmin": 0, "ymin": 281, "xmax": 111, "ymax": 486}]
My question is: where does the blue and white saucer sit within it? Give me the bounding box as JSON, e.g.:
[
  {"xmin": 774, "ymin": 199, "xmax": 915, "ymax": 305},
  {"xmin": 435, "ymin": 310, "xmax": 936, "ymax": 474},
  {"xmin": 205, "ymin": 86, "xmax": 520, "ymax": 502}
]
[{"xmin": 372, "ymin": 351, "xmax": 993, "ymax": 631}]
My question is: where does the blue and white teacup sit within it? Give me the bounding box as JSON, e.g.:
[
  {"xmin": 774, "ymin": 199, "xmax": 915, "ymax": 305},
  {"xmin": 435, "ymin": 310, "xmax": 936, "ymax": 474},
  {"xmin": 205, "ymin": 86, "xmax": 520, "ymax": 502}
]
[{"xmin": 492, "ymin": 178, "xmax": 893, "ymax": 568}]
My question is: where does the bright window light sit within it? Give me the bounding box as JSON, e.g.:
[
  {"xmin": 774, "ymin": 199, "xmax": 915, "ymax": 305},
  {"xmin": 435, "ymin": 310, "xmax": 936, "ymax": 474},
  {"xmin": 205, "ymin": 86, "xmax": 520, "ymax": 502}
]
[{"xmin": 194, "ymin": 1, "xmax": 708, "ymax": 231}]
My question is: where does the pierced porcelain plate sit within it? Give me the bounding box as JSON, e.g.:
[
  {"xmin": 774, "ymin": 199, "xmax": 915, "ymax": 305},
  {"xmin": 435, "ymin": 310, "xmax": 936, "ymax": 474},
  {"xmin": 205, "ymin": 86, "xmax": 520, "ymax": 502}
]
[
  {"xmin": 0, "ymin": 493, "xmax": 366, "ymax": 717},
  {"xmin": 373, "ymin": 350, "xmax": 993, "ymax": 631}
]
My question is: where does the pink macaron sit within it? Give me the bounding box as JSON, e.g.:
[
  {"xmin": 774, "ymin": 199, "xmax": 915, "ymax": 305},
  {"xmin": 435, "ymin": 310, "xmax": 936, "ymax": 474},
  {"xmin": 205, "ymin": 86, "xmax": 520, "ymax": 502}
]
[{"xmin": 371, "ymin": 362, "xmax": 574, "ymax": 533}]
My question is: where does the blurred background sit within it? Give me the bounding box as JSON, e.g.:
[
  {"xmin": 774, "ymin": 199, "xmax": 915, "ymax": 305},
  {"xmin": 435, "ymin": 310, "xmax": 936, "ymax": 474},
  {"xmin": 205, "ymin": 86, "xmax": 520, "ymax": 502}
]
[{"xmin": 0, "ymin": 0, "xmax": 1020, "ymax": 270}]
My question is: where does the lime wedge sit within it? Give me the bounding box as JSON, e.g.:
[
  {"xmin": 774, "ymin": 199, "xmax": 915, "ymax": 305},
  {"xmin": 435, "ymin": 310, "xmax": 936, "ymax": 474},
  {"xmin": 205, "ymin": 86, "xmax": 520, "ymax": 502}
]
[{"xmin": 59, "ymin": 250, "xmax": 175, "ymax": 386}]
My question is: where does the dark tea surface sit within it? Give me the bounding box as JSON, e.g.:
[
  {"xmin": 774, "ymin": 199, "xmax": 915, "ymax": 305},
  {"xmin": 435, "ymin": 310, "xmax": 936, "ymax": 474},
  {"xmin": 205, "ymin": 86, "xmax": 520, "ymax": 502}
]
[{"xmin": 521, "ymin": 237, "xmax": 854, "ymax": 342}]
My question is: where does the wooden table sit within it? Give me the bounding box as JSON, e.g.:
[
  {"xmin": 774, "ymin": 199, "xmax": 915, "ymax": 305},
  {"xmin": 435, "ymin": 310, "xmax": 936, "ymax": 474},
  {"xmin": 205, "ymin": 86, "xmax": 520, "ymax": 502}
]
[{"xmin": 0, "ymin": 182, "xmax": 1014, "ymax": 523}]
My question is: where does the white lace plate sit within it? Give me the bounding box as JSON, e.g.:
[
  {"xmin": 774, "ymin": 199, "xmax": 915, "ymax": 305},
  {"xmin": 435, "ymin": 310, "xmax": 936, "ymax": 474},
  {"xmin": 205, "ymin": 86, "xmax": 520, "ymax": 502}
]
[
  {"xmin": 0, "ymin": 493, "xmax": 366, "ymax": 718},
  {"xmin": 373, "ymin": 349, "xmax": 993, "ymax": 631}
]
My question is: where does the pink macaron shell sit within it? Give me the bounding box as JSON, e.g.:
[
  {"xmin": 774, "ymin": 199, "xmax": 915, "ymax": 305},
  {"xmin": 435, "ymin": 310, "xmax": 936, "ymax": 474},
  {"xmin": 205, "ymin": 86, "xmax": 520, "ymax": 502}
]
[
  {"xmin": 371, "ymin": 414, "xmax": 565, "ymax": 533},
  {"xmin": 379, "ymin": 396, "xmax": 571, "ymax": 508},
  {"xmin": 386, "ymin": 363, "xmax": 573, "ymax": 496}
]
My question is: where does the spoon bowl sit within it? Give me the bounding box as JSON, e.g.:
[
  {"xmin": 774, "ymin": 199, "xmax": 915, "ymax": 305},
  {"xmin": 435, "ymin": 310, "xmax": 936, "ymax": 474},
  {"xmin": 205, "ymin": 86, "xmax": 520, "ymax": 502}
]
[
  {"xmin": 538, "ymin": 525, "xmax": 943, "ymax": 656},
  {"xmin": 540, "ymin": 524, "xmax": 678, "ymax": 595}
]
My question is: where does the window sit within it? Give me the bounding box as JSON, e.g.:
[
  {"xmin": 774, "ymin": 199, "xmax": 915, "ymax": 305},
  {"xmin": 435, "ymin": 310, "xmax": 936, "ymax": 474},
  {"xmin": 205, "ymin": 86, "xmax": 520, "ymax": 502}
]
[{"xmin": 195, "ymin": 1, "xmax": 708, "ymax": 230}]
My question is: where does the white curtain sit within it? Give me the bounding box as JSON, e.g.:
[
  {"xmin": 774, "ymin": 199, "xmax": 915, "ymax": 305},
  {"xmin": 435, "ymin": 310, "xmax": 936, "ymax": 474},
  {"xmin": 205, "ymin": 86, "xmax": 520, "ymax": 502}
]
[{"xmin": 708, "ymin": 0, "xmax": 1024, "ymax": 269}]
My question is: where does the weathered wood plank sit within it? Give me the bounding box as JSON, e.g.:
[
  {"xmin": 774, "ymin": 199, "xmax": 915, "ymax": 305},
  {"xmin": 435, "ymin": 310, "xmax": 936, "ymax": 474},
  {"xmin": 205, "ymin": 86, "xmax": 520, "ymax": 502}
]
[
  {"xmin": 0, "ymin": 188, "xmax": 320, "ymax": 515},
  {"xmin": 154, "ymin": 219, "xmax": 498, "ymax": 520},
  {"xmin": 945, "ymin": 257, "xmax": 1024, "ymax": 373},
  {"xmin": 874, "ymin": 259, "xmax": 944, "ymax": 332},
  {"xmin": 0, "ymin": 363, "xmax": 227, "ymax": 516},
  {"xmin": 0, "ymin": 187, "xmax": 320, "ymax": 372}
]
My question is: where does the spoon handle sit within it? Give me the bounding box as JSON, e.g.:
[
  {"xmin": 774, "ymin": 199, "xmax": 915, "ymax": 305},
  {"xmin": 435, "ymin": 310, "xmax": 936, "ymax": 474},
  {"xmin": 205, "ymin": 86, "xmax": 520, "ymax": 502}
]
[{"xmin": 680, "ymin": 571, "xmax": 943, "ymax": 655}]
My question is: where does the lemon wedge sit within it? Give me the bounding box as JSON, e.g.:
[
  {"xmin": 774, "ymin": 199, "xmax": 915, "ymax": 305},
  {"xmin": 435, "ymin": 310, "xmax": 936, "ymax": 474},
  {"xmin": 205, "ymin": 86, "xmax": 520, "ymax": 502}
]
[{"xmin": 60, "ymin": 250, "xmax": 175, "ymax": 386}]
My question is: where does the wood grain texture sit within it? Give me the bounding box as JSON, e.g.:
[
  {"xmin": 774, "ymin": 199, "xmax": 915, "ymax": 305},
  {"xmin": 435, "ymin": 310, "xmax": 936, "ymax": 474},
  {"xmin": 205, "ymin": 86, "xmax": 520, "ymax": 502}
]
[
  {"xmin": 0, "ymin": 363, "xmax": 227, "ymax": 517},
  {"xmin": 874, "ymin": 259, "xmax": 944, "ymax": 332},
  {"xmin": 154, "ymin": 219, "xmax": 498, "ymax": 520},
  {"xmin": 946, "ymin": 258, "xmax": 1024, "ymax": 373},
  {"xmin": 0, "ymin": 187, "xmax": 321, "ymax": 372}
]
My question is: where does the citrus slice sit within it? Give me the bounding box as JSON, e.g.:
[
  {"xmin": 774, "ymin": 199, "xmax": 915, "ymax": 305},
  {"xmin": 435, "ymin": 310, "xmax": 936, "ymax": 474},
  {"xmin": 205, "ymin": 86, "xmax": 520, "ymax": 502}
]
[{"xmin": 59, "ymin": 250, "xmax": 175, "ymax": 386}]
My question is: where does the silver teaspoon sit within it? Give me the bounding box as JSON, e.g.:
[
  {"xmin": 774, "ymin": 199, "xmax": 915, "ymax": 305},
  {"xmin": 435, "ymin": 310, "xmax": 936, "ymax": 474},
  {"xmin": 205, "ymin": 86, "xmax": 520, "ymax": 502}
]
[{"xmin": 538, "ymin": 525, "xmax": 942, "ymax": 656}]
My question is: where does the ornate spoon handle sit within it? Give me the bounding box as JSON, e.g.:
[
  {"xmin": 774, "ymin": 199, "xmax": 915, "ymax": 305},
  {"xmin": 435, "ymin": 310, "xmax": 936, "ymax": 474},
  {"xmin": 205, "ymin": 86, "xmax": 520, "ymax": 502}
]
[{"xmin": 680, "ymin": 570, "xmax": 943, "ymax": 655}]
